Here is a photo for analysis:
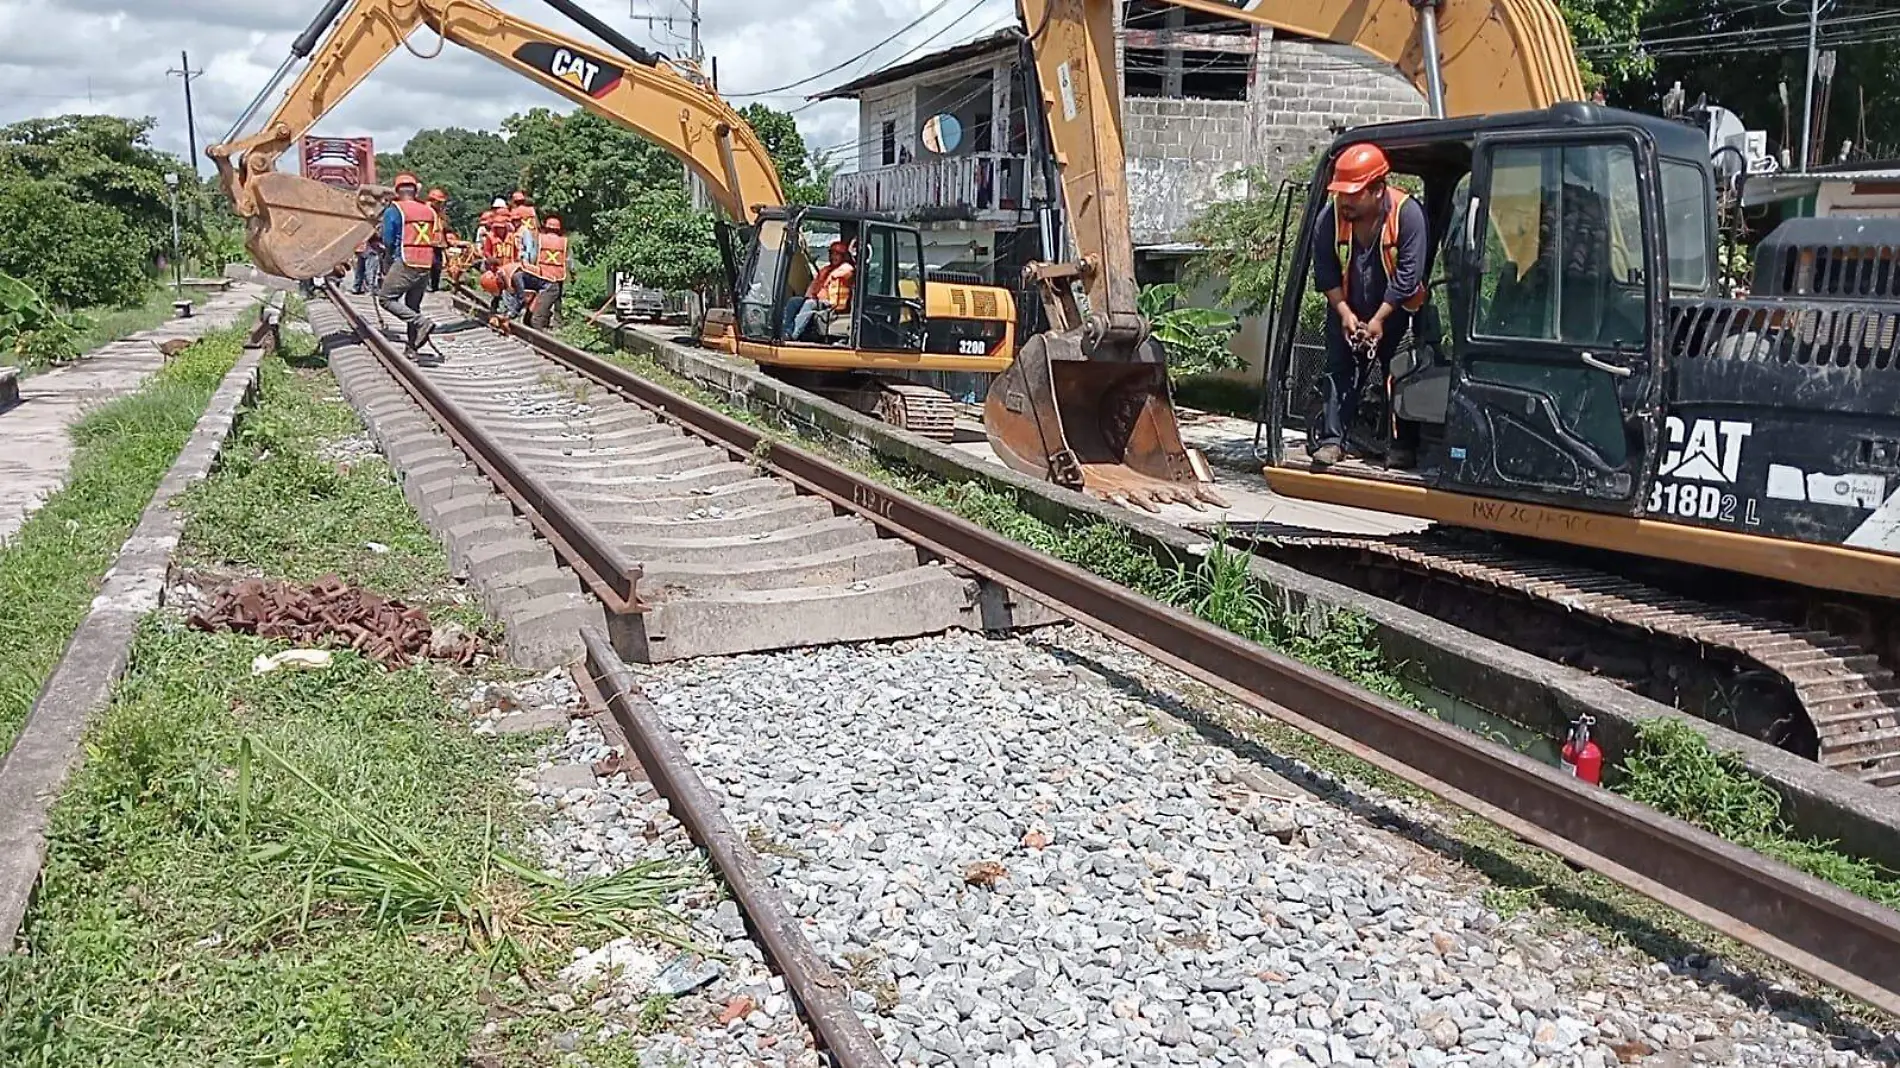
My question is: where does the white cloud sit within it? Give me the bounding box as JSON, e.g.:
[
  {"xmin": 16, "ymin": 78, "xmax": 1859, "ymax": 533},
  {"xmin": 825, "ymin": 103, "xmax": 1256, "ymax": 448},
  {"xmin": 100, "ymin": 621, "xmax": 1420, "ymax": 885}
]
[{"xmin": 0, "ymin": 0, "xmax": 1017, "ymax": 179}]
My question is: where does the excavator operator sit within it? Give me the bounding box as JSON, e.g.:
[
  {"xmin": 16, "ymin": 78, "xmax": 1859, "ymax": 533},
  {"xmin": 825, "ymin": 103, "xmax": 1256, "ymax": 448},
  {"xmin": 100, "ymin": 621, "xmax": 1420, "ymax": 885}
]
[
  {"xmin": 1310, "ymin": 143, "xmax": 1428, "ymax": 471},
  {"xmin": 783, "ymin": 239, "xmax": 854, "ymax": 342},
  {"xmin": 376, "ymin": 173, "xmax": 439, "ymax": 362}
]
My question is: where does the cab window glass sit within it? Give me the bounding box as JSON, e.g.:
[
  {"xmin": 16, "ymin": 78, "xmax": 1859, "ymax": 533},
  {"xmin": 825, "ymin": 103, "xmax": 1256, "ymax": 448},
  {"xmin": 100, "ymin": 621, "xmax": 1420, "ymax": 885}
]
[
  {"xmin": 1660, "ymin": 160, "xmax": 1711, "ymax": 291},
  {"xmin": 1474, "ymin": 142, "xmax": 1647, "ymax": 348}
]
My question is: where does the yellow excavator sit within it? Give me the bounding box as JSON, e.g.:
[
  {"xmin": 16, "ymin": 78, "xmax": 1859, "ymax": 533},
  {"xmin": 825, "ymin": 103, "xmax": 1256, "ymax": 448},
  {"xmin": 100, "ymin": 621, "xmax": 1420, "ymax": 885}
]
[
  {"xmin": 1022, "ymin": 0, "xmax": 1900, "ymax": 780},
  {"xmin": 208, "ymin": 0, "xmax": 1020, "ymax": 441}
]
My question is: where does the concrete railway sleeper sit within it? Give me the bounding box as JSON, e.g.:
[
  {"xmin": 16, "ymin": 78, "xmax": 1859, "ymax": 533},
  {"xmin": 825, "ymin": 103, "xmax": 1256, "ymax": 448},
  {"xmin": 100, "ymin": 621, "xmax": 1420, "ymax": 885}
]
[{"xmin": 321, "ymin": 286, "xmax": 1900, "ymax": 1024}]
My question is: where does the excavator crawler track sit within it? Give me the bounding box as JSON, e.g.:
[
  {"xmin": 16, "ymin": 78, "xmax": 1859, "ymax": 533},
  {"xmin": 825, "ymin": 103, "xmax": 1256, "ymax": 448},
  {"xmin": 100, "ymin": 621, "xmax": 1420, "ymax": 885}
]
[
  {"xmin": 874, "ymin": 381, "xmax": 957, "ymax": 442},
  {"xmin": 1205, "ymin": 525, "xmax": 1900, "ymax": 788}
]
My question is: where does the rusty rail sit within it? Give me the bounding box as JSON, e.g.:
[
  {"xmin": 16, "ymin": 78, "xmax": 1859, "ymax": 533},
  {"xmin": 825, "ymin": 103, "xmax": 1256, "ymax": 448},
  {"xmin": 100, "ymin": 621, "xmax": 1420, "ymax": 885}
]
[
  {"xmin": 451, "ymin": 302, "xmax": 1900, "ymax": 1017},
  {"xmin": 579, "ymin": 628, "xmax": 894, "ymax": 1068},
  {"xmin": 323, "ymin": 288, "xmax": 645, "ymax": 613}
]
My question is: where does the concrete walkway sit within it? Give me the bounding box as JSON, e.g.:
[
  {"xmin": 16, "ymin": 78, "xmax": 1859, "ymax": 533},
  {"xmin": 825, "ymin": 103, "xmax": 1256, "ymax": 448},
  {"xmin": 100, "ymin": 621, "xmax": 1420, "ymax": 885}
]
[{"xmin": 0, "ymin": 283, "xmax": 266, "ymax": 544}]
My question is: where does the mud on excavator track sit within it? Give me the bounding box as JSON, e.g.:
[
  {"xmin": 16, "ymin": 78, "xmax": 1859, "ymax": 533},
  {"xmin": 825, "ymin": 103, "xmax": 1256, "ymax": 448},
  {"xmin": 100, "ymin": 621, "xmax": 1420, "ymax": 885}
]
[{"xmin": 1204, "ymin": 525, "xmax": 1900, "ymax": 788}]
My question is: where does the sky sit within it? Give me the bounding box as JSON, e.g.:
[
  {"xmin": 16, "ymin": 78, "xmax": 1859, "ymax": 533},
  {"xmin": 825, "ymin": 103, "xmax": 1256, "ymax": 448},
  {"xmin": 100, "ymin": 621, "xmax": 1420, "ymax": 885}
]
[{"xmin": 0, "ymin": 0, "xmax": 1018, "ymax": 176}]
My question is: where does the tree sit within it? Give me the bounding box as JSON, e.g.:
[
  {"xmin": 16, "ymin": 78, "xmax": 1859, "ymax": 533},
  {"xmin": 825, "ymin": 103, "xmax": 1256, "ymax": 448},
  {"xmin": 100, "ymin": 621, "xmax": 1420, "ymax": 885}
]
[
  {"xmin": 596, "ymin": 186, "xmax": 723, "ymax": 293},
  {"xmin": 1183, "ymin": 156, "xmax": 1321, "ymax": 315},
  {"xmin": 737, "ymin": 103, "xmax": 830, "ymax": 205},
  {"xmin": 502, "ymin": 108, "xmax": 681, "ymax": 239},
  {"xmin": 376, "ymin": 127, "xmax": 525, "ymax": 235},
  {"xmin": 1559, "ymin": 0, "xmax": 1651, "ymax": 93},
  {"xmin": 0, "ymin": 180, "xmax": 148, "ymax": 309}
]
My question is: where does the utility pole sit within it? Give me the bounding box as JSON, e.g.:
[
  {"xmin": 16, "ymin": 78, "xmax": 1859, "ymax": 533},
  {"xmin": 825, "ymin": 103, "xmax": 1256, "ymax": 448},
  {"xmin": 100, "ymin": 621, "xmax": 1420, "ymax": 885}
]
[
  {"xmin": 631, "ymin": 0, "xmax": 700, "ymax": 63},
  {"xmin": 166, "ymin": 50, "xmax": 204, "ymax": 176},
  {"xmin": 1801, "ymin": 0, "xmax": 1824, "ymax": 173}
]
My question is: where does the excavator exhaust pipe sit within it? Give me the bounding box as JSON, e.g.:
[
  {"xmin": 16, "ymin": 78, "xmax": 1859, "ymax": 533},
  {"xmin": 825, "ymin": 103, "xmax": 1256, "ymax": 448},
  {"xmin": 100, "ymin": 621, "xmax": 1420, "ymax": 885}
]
[
  {"xmin": 242, "ymin": 172, "xmax": 388, "ymax": 280},
  {"xmin": 984, "ymin": 330, "xmax": 1224, "ymax": 510}
]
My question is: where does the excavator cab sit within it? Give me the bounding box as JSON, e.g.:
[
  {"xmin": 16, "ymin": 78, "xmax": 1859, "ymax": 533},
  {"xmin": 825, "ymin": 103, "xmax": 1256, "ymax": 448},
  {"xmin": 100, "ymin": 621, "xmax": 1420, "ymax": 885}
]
[
  {"xmin": 1261, "ymin": 104, "xmax": 1717, "ymax": 520},
  {"xmin": 729, "ymin": 206, "xmax": 1015, "ymax": 439}
]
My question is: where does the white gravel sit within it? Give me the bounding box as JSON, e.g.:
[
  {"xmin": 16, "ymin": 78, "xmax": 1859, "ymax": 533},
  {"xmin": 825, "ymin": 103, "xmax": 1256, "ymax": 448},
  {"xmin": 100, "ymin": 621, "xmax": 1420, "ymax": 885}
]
[
  {"xmin": 621, "ymin": 628, "xmax": 1893, "ymax": 1068},
  {"xmin": 469, "ymin": 669, "xmax": 824, "ymax": 1067}
]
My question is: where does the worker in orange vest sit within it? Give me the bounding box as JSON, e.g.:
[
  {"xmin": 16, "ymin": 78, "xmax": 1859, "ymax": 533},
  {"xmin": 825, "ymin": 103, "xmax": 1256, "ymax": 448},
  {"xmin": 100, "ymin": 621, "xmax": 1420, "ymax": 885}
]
[
  {"xmin": 512, "ymin": 214, "xmax": 568, "ymax": 328},
  {"xmin": 426, "ymin": 188, "xmax": 452, "ymax": 291},
  {"xmin": 376, "ymin": 173, "xmax": 439, "ymax": 361},
  {"xmin": 1310, "ymin": 142, "xmax": 1428, "ymax": 470}
]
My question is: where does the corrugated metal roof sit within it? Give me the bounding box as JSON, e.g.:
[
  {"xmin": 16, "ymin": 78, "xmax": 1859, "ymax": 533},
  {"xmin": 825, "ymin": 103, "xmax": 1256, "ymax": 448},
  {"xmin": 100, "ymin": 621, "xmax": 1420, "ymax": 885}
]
[{"xmin": 812, "ymin": 29, "xmax": 1020, "ymax": 101}]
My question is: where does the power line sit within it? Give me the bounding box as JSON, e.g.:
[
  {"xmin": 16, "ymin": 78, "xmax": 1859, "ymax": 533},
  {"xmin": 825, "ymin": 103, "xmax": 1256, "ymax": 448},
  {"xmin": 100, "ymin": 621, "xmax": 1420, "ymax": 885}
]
[{"xmin": 722, "ymin": 0, "xmax": 964, "ymax": 98}]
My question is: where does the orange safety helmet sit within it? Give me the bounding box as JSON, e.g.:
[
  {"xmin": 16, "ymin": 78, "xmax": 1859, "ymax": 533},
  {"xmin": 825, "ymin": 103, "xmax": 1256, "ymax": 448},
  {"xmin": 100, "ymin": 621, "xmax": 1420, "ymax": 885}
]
[
  {"xmin": 1326, "ymin": 144, "xmax": 1391, "ymax": 195},
  {"xmin": 512, "ymin": 205, "xmax": 535, "ymax": 222},
  {"xmin": 393, "ymin": 172, "xmax": 420, "ymax": 191},
  {"xmin": 479, "ymin": 270, "xmax": 502, "ymax": 295},
  {"xmin": 828, "ymin": 239, "xmax": 850, "ymax": 257},
  {"xmin": 427, "ymin": 187, "xmax": 448, "ymax": 203},
  {"xmin": 542, "ymin": 215, "xmax": 562, "ymax": 232}
]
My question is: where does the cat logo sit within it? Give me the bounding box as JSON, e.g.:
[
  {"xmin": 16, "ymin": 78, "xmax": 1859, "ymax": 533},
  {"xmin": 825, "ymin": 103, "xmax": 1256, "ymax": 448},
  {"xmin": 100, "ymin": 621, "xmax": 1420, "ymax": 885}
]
[
  {"xmin": 512, "ymin": 42, "xmax": 626, "ymax": 100},
  {"xmin": 1657, "ymin": 415, "xmax": 1752, "ymax": 483}
]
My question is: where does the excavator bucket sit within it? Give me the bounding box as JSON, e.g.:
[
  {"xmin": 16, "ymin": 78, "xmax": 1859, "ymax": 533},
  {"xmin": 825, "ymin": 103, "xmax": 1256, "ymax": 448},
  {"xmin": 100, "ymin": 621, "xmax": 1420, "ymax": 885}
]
[
  {"xmin": 985, "ymin": 331, "xmax": 1224, "ymax": 510},
  {"xmin": 243, "ymin": 172, "xmax": 384, "ymax": 280}
]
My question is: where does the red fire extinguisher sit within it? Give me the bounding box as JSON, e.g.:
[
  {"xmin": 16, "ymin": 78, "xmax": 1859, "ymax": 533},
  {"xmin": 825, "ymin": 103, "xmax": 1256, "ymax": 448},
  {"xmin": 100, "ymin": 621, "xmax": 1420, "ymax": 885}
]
[{"xmin": 1561, "ymin": 714, "xmax": 1603, "ymax": 785}]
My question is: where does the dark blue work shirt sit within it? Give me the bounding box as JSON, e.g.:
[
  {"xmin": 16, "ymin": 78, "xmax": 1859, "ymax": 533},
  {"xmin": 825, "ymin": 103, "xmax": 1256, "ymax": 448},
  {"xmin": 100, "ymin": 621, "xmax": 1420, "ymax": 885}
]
[{"xmin": 1311, "ymin": 191, "xmax": 1429, "ymax": 321}]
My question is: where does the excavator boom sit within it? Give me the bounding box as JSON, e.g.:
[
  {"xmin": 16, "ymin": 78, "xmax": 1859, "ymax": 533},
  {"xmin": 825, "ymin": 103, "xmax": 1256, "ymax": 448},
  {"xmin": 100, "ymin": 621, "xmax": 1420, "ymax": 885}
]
[
  {"xmin": 208, "ymin": 0, "xmax": 785, "ymax": 279},
  {"xmin": 988, "ymin": 0, "xmax": 1584, "ymax": 507}
]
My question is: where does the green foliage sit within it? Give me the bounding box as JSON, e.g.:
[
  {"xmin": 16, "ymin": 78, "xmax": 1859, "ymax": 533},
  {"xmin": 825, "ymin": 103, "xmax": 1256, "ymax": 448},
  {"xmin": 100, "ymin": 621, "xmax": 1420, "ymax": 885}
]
[
  {"xmin": 1138, "ymin": 283, "xmax": 1241, "ymax": 378},
  {"xmin": 1184, "ymin": 158, "xmax": 1317, "ymax": 316},
  {"xmin": 1615, "ymin": 719, "xmax": 1900, "ymax": 909},
  {"xmin": 502, "ymin": 108, "xmax": 681, "ymax": 239},
  {"xmin": 0, "ymin": 329, "xmax": 243, "ymax": 754},
  {"xmin": 597, "ymin": 186, "xmax": 723, "ymax": 293},
  {"xmin": 737, "ymin": 103, "xmax": 831, "ymax": 205},
  {"xmin": 0, "ymin": 271, "xmax": 86, "ymax": 367},
  {"xmin": 0, "ymin": 114, "xmax": 229, "ymax": 305},
  {"xmin": 375, "ymin": 127, "xmax": 526, "ymax": 236},
  {"xmin": 0, "ymin": 180, "xmax": 149, "ymax": 309},
  {"xmin": 1559, "ymin": 0, "xmax": 1652, "ymax": 91}
]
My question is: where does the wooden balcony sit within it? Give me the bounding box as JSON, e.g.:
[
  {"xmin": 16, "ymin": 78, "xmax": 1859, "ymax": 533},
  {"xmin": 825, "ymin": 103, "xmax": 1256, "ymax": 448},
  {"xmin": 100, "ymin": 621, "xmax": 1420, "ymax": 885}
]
[{"xmin": 828, "ymin": 153, "xmax": 1032, "ymax": 223}]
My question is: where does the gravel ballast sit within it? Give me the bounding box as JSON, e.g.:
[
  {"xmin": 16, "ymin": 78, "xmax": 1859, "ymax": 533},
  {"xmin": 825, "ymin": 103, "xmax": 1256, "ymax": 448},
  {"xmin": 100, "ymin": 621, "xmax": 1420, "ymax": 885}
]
[{"xmin": 621, "ymin": 628, "xmax": 1889, "ymax": 1068}]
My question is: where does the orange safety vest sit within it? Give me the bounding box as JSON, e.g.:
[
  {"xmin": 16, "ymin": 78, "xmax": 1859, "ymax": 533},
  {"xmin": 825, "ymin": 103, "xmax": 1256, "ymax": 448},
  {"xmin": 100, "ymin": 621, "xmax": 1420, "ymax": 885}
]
[
  {"xmin": 1335, "ymin": 187, "xmax": 1425, "ymax": 313},
  {"xmin": 429, "ymin": 206, "xmax": 450, "ymax": 249},
  {"xmin": 396, "ymin": 199, "xmax": 437, "ymax": 268},
  {"xmin": 527, "ymin": 232, "xmax": 567, "ymax": 282}
]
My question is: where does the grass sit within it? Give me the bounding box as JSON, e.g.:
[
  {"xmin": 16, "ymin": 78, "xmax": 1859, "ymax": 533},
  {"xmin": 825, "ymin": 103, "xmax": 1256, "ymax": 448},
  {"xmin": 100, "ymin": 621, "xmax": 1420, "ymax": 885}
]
[
  {"xmin": 67, "ymin": 286, "xmax": 189, "ymax": 360},
  {"xmin": 576, "ymin": 318, "xmax": 1900, "ymax": 1028},
  {"xmin": 1172, "ymin": 372, "xmax": 1261, "ymax": 420},
  {"xmin": 176, "ymin": 357, "xmax": 451, "ymax": 599},
  {"xmin": 0, "ymin": 328, "xmax": 692, "ymax": 1066},
  {"xmin": 0, "ymin": 327, "xmax": 246, "ymax": 755}
]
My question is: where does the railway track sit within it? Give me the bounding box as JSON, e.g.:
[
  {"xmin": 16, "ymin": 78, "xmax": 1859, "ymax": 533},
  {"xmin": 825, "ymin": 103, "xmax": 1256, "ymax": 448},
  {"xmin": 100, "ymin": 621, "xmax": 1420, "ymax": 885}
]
[
  {"xmin": 1202, "ymin": 526, "xmax": 1900, "ymax": 789},
  {"xmin": 317, "ymin": 284, "xmax": 1900, "ymax": 1031}
]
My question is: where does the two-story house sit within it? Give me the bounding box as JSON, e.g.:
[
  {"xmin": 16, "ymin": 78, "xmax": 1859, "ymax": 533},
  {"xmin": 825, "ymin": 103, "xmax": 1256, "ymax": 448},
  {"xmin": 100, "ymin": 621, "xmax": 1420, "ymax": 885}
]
[{"xmin": 820, "ymin": 3, "xmax": 1429, "ymax": 380}]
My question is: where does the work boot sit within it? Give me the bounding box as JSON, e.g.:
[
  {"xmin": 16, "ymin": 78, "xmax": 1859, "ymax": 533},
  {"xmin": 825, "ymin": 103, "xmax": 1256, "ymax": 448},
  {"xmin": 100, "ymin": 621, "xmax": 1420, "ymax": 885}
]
[
  {"xmin": 413, "ymin": 319, "xmax": 435, "ymax": 352},
  {"xmin": 1386, "ymin": 446, "xmax": 1417, "ymax": 471},
  {"xmin": 1311, "ymin": 443, "xmax": 1344, "ymax": 468}
]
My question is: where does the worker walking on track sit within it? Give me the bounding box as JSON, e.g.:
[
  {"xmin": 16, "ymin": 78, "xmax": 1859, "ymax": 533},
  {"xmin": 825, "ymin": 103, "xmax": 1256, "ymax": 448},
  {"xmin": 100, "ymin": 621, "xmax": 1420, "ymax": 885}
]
[
  {"xmin": 1310, "ymin": 143, "xmax": 1428, "ymax": 470},
  {"xmin": 376, "ymin": 173, "xmax": 438, "ymax": 362}
]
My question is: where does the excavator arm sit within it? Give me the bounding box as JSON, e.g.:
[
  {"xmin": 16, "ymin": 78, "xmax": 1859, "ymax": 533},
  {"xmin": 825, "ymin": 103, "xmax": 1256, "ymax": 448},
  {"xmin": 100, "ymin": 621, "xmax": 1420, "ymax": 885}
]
[
  {"xmin": 986, "ymin": 0, "xmax": 1584, "ymax": 507},
  {"xmin": 208, "ymin": 0, "xmax": 785, "ymax": 279}
]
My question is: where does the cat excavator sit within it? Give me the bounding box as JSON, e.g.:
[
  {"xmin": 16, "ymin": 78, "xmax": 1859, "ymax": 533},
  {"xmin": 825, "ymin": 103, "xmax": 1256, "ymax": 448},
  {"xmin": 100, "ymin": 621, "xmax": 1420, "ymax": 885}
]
[
  {"xmin": 208, "ymin": 0, "xmax": 1019, "ymax": 441},
  {"xmin": 1011, "ymin": 0, "xmax": 1900, "ymax": 781}
]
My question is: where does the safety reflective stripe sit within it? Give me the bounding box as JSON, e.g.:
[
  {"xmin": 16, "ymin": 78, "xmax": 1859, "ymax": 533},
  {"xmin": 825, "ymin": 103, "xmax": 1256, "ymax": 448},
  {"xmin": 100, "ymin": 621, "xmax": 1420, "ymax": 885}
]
[
  {"xmin": 527, "ymin": 234, "xmax": 567, "ymax": 281},
  {"xmin": 429, "ymin": 206, "xmax": 449, "ymax": 248},
  {"xmin": 397, "ymin": 200, "xmax": 437, "ymax": 268},
  {"xmin": 1334, "ymin": 187, "xmax": 1425, "ymax": 313}
]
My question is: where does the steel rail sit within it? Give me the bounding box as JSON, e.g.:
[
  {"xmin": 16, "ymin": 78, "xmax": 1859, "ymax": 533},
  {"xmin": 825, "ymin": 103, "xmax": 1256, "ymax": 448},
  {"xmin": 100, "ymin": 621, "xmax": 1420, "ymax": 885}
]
[
  {"xmin": 579, "ymin": 628, "xmax": 894, "ymax": 1068},
  {"xmin": 323, "ymin": 288, "xmax": 645, "ymax": 613},
  {"xmin": 461, "ymin": 300, "xmax": 1900, "ymax": 1016}
]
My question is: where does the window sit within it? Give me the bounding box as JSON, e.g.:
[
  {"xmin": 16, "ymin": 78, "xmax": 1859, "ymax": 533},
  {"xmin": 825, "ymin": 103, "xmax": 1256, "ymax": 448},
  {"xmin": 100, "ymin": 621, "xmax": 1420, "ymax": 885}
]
[
  {"xmin": 1121, "ymin": 0, "xmax": 1251, "ymax": 100},
  {"xmin": 863, "ymin": 227, "xmax": 895, "ymax": 297},
  {"xmin": 1660, "ymin": 160, "xmax": 1712, "ymax": 291},
  {"xmin": 880, "ymin": 120, "xmax": 896, "ymax": 167},
  {"xmin": 1474, "ymin": 142, "xmax": 1648, "ymax": 348}
]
